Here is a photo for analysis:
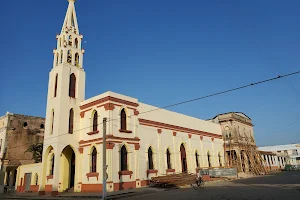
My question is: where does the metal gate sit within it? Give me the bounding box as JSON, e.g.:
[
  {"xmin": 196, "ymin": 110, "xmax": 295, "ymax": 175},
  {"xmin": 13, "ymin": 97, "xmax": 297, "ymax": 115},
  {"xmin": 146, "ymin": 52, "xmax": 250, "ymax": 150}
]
[{"xmin": 24, "ymin": 173, "xmax": 32, "ymax": 192}]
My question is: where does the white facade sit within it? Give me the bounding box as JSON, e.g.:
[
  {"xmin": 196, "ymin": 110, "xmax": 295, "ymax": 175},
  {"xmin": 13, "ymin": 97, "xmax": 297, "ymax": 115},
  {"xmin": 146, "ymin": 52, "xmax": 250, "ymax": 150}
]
[
  {"xmin": 259, "ymin": 144, "xmax": 300, "ymax": 166},
  {"xmin": 15, "ymin": 0, "xmax": 224, "ymax": 195}
]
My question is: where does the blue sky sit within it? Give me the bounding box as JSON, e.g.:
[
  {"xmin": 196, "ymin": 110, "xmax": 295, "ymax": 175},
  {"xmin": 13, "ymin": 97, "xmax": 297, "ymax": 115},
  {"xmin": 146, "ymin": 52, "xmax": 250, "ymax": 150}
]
[{"xmin": 1, "ymin": 0, "xmax": 300, "ymax": 146}]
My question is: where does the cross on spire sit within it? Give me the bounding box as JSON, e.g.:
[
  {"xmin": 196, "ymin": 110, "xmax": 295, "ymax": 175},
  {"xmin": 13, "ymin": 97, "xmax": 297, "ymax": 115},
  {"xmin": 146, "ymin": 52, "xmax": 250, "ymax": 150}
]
[{"xmin": 61, "ymin": 0, "xmax": 79, "ymax": 34}]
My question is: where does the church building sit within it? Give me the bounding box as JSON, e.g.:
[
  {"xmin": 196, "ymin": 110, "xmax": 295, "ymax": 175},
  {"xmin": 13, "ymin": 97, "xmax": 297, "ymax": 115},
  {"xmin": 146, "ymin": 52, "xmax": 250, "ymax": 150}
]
[{"xmin": 15, "ymin": 0, "xmax": 224, "ymax": 195}]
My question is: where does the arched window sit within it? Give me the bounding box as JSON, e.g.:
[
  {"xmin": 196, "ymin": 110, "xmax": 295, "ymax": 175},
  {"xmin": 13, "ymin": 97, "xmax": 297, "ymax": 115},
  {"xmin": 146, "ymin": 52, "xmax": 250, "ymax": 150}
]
[
  {"xmin": 120, "ymin": 145, "xmax": 128, "ymax": 171},
  {"xmin": 60, "ymin": 50, "xmax": 63, "ymax": 63},
  {"xmin": 218, "ymin": 153, "xmax": 222, "ymax": 167},
  {"xmin": 75, "ymin": 38, "xmax": 78, "ymax": 48},
  {"xmin": 56, "ymin": 53, "xmax": 59, "ymax": 66},
  {"xmin": 207, "ymin": 152, "xmax": 211, "ymax": 167},
  {"xmin": 148, "ymin": 147, "xmax": 154, "ymax": 170},
  {"xmin": 68, "ymin": 109, "xmax": 74, "ymax": 134},
  {"xmin": 35, "ymin": 174, "xmax": 38, "ymax": 185},
  {"xmin": 50, "ymin": 154, "xmax": 55, "ymax": 175},
  {"xmin": 93, "ymin": 111, "xmax": 98, "ymax": 132},
  {"xmin": 67, "ymin": 50, "xmax": 72, "ymax": 64},
  {"xmin": 68, "ymin": 35, "xmax": 72, "ymax": 46},
  {"xmin": 166, "ymin": 149, "xmax": 171, "ymax": 169},
  {"xmin": 91, "ymin": 147, "xmax": 97, "ymax": 172},
  {"xmin": 54, "ymin": 74, "xmax": 58, "ymax": 97},
  {"xmin": 195, "ymin": 151, "xmax": 199, "ymax": 167},
  {"xmin": 75, "ymin": 53, "xmax": 79, "ymax": 67},
  {"xmin": 120, "ymin": 109, "xmax": 127, "ymax": 130},
  {"xmin": 69, "ymin": 73, "xmax": 76, "ymax": 98},
  {"xmin": 51, "ymin": 110, "xmax": 54, "ymax": 135}
]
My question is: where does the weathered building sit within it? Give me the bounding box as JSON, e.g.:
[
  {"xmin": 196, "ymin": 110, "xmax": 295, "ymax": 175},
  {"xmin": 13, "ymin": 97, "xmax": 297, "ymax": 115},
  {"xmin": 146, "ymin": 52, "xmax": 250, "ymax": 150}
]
[
  {"xmin": 209, "ymin": 112, "xmax": 263, "ymax": 173},
  {"xmin": 0, "ymin": 112, "xmax": 44, "ymax": 193}
]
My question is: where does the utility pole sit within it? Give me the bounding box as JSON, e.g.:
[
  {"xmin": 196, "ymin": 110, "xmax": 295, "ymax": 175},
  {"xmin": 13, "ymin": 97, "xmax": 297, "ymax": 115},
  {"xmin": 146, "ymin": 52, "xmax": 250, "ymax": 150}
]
[{"xmin": 102, "ymin": 118, "xmax": 107, "ymax": 200}]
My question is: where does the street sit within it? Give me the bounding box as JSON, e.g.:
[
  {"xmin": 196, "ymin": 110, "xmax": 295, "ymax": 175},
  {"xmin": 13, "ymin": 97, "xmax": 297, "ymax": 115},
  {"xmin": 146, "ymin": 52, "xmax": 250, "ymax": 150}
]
[
  {"xmin": 2, "ymin": 171, "xmax": 300, "ymax": 200},
  {"xmin": 124, "ymin": 171, "xmax": 300, "ymax": 200}
]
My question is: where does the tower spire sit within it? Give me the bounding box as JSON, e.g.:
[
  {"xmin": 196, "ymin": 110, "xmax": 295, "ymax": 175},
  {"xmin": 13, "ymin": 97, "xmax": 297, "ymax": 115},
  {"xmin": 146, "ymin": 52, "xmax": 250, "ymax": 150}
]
[{"xmin": 61, "ymin": 0, "xmax": 79, "ymax": 34}]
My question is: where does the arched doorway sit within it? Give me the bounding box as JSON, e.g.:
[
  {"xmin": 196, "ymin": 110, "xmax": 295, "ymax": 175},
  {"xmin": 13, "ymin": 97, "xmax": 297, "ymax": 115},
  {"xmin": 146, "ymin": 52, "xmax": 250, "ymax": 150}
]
[
  {"xmin": 61, "ymin": 145, "xmax": 76, "ymax": 191},
  {"xmin": 180, "ymin": 144, "xmax": 187, "ymax": 173}
]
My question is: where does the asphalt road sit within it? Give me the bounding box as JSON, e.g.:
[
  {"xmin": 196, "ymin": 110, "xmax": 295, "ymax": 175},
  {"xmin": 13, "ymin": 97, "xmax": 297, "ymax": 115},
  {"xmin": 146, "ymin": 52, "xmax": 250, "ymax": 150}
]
[{"xmin": 124, "ymin": 171, "xmax": 300, "ymax": 200}]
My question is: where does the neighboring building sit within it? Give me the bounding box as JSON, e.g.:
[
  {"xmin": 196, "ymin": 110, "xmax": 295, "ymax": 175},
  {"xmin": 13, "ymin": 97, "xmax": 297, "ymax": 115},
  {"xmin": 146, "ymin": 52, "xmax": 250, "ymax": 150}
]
[
  {"xmin": 15, "ymin": 0, "xmax": 224, "ymax": 195},
  {"xmin": 209, "ymin": 112, "xmax": 258, "ymax": 173},
  {"xmin": 0, "ymin": 112, "xmax": 44, "ymax": 193},
  {"xmin": 258, "ymin": 143, "xmax": 300, "ymax": 167}
]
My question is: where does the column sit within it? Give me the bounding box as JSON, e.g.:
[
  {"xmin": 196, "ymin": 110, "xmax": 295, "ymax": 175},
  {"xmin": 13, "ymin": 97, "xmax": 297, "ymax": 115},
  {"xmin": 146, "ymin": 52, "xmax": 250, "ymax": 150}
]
[
  {"xmin": 157, "ymin": 130, "xmax": 162, "ymax": 175},
  {"xmin": 172, "ymin": 132, "xmax": 177, "ymax": 172},
  {"xmin": 199, "ymin": 136, "xmax": 204, "ymax": 167},
  {"xmin": 51, "ymin": 147, "xmax": 61, "ymax": 196}
]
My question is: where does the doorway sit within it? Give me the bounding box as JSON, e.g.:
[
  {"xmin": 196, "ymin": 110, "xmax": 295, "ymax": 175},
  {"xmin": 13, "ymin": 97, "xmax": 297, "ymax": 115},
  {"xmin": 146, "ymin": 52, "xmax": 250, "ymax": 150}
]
[
  {"xmin": 61, "ymin": 145, "xmax": 76, "ymax": 191},
  {"xmin": 180, "ymin": 144, "xmax": 187, "ymax": 173}
]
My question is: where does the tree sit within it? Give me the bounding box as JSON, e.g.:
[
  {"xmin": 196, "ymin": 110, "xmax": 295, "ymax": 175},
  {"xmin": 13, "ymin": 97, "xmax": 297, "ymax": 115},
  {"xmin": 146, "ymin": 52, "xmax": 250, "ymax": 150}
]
[{"xmin": 25, "ymin": 143, "xmax": 43, "ymax": 163}]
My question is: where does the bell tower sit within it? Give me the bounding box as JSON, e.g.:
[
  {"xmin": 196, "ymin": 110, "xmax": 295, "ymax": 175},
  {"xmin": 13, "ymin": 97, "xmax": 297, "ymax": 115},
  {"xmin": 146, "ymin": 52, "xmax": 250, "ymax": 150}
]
[{"xmin": 44, "ymin": 0, "xmax": 85, "ymax": 139}]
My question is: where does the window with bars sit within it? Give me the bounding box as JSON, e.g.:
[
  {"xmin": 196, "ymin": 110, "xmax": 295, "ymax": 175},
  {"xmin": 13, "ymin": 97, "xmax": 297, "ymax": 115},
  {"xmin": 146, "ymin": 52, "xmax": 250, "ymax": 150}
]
[
  {"xmin": 91, "ymin": 147, "xmax": 97, "ymax": 172},
  {"xmin": 93, "ymin": 111, "xmax": 98, "ymax": 132},
  {"xmin": 54, "ymin": 74, "xmax": 58, "ymax": 97},
  {"xmin": 120, "ymin": 145, "xmax": 128, "ymax": 171},
  {"xmin": 195, "ymin": 152, "xmax": 199, "ymax": 167},
  {"xmin": 148, "ymin": 147, "xmax": 154, "ymax": 170},
  {"xmin": 69, "ymin": 73, "xmax": 76, "ymax": 98},
  {"xmin": 120, "ymin": 109, "xmax": 127, "ymax": 130},
  {"xmin": 167, "ymin": 149, "xmax": 171, "ymax": 169},
  {"xmin": 69, "ymin": 109, "xmax": 74, "ymax": 134}
]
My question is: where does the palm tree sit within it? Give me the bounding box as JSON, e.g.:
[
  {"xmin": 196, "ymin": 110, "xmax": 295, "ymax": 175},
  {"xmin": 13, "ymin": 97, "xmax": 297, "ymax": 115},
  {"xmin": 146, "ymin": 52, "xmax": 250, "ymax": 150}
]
[{"xmin": 25, "ymin": 143, "xmax": 43, "ymax": 163}]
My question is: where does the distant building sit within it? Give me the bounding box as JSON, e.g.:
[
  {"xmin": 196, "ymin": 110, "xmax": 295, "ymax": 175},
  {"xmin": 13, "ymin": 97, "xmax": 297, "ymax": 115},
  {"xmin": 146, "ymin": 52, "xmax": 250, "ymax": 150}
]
[
  {"xmin": 0, "ymin": 112, "xmax": 44, "ymax": 193},
  {"xmin": 258, "ymin": 143, "xmax": 300, "ymax": 166}
]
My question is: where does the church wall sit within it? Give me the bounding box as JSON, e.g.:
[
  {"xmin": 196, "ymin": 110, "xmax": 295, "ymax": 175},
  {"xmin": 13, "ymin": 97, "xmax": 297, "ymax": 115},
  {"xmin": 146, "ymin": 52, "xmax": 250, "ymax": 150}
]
[{"xmin": 15, "ymin": 163, "xmax": 41, "ymax": 193}]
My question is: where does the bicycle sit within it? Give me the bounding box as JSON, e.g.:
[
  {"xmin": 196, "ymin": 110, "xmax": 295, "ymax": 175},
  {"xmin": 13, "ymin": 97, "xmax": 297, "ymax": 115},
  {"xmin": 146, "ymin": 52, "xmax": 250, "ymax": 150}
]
[{"xmin": 191, "ymin": 178, "xmax": 204, "ymax": 189}]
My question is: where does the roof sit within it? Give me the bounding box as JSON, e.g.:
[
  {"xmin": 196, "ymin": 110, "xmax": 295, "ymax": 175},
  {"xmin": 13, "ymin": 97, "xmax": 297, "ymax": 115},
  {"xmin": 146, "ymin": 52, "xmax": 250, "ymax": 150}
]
[{"xmin": 210, "ymin": 112, "xmax": 252, "ymax": 120}]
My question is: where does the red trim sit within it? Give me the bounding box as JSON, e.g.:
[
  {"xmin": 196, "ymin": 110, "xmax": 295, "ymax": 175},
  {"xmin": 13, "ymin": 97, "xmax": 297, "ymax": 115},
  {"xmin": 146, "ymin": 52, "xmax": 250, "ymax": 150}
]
[
  {"xmin": 166, "ymin": 169, "xmax": 175, "ymax": 173},
  {"xmin": 211, "ymin": 138, "xmax": 215, "ymax": 142},
  {"xmin": 188, "ymin": 134, "xmax": 192, "ymax": 138},
  {"xmin": 104, "ymin": 103, "xmax": 115, "ymax": 110},
  {"xmin": 134, "ymin": 109, "xmax": 139, "ymax": 115},
  {"xmin": 78, "ymin": 147, "xmax": 83, "ymax": 154},
  {"xmin": 87, "ymin": 130, "xmax": 99, "ymax": 135},
  {"xmin": 114, "ymin": 181, "xmax": 136, "ymax": 191},
  {"xmin": 157, "ymin": 129, "xmax": 162, "ymax": 134},
  {"xmin": 141, "ymin": 180, "xmax": 149, "ymax": 187},
  {"xmin": 200, "ymin": 136, "xmax": 203, "ymax": 140},
  {"xmin": 173, "ymin": 132, "xmax": 177, "ymax": 136},
  {"xmin": 79, "ymin": 136, "xmax": 140, "ymax": 146},
  {"xmin": 29, "ymin": 185, "xmax": 39, "ymax": 192},
  {"xmin": 139, "ymin": 118, "xmax": 222, "ymax": 139},
  {"xmin": 46, "ymin": 175, "xmax": 53, "ymax": 180},
  {"xmin": 147, "ymin": 169, "xmax": 158, "ymax": 176},
  {"xmin": 106, "ymin": 142, "xmax": 115, "ymax": 149},
  {"xmin": 86, "ymin": 172, "xmax": 99, "ymax": 181},
  {"xmin": 119, "ymin": 129, "xmax": 132, "ymax": 133},
  {"xmin": 80, "ymin": 108, "xmax": 92, "ymax": 118},
  {"xmin": 80, "ymin": 96, "xmax": 139, "ymax": 110},
  {"xmin": 81, "ymin": 184, "xmax": 102, "ymax": 192},
  {"xmin": 45, "ymin": 185, "xmax": 52, "ymax": 193},
  {"xmin": 118, "ymin": 170, "xmax": 133, "ymax": 179}
]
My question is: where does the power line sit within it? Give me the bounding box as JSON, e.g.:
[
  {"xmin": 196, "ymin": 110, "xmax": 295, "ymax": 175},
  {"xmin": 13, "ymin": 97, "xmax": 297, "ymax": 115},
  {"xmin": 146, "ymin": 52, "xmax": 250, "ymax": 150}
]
[{"xmin": 5, "ymin": 70, "xmax": 300, "ymax": 151}]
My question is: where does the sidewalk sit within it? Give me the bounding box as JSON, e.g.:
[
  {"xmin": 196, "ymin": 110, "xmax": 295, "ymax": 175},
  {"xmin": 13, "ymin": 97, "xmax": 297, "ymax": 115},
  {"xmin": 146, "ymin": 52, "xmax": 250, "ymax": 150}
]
[{"xmin": 1, "ymin": 187, "xmax": 164, "ymax": 200}]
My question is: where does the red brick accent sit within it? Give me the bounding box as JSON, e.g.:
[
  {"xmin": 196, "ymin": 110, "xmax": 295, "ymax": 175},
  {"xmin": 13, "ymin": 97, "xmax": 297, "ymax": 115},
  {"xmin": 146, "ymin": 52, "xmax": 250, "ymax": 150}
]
[
  {"xmin": 119, "ymin": 129, "xmax": 132, "ymax": 133},
  {"xmin": 173, "ymin": 132, "xmax": 177, "ymax": 136},
  {"xmin": 78, "ymin": 147, "xmax": 83, "ymax": 154},
  {"xmin": 134, "ymin": 109, "xmax": 139, "ymax": 115},
  {"xmin": 166, "ymin": 169, "xmax": 175, "ymax": 173},
  {"xmin": 134, "ymin": 143, "xmax": 140, "ymax": 150},
  {"xmin": 188, "ymin": 134, "xmax": 192, "ymax": 139},
  {"xmin": 106, "ymin": 142, "xmax": 115, "ymax": 149},
  {"xmin": 139, "ymin": 118, "xmax": 222, "ymax": 139},
  {"xmin": 80, "ymin": 96, "xmax": 139, "ymax": 110},
  {"xmin": 46, "ymin": 175, "xmax": 53, "ymax": 181},
  {"xmin": 87, "ymin": 130, "xmax": 99, "ymax": 135},
  {"xmin": 51, "ymin": 191, "xmax": 59, "ymax": 196},
  {"xmin": 211, "ymin": 138, "xmax": 214, "ymax": 142},
  {"xmin": 147, "ymin": 169, "xmax": 158, "ymax": 176},
  {"xmin": 118, "ymin": 170, "xmax": 133, "ymax": 179},
  {"xmin": 141, "ymin": 180, "xmax": 149, "ymax": 187},
  {"xmin": 45, "ymin": 185, "xmax": 52, "ymax": 193},
  {"xmin": 86, "ymin": 172, "xmax": 99, "ymax": 181},
  {"xmin": 104, "ymin": 103, "xmax": 115, "ymax": 111},
  {"xmin": 114, "ymin": 181, "xmax": 136, "ymax": 191},
  {"xmin": 81, "ymin": 184, "xmax": 102, "ymax": 192},
  {"xmin": 79, "ymin": 136, "xmax": 140, "ymax": 146},
  {"xmin": 200, "ymin": 136, "xmax": 203, "ymax": 140},
  {"xmin": 80, "ymin": 108, "xmax": 92, "ymax": 118},
  {"xmin": 29, "ymin": 185, "xmax": 39, "ymax": 192},
  {"xmin": 157, "ymin": 129, "xmax": 162, "ymax": 134}
]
